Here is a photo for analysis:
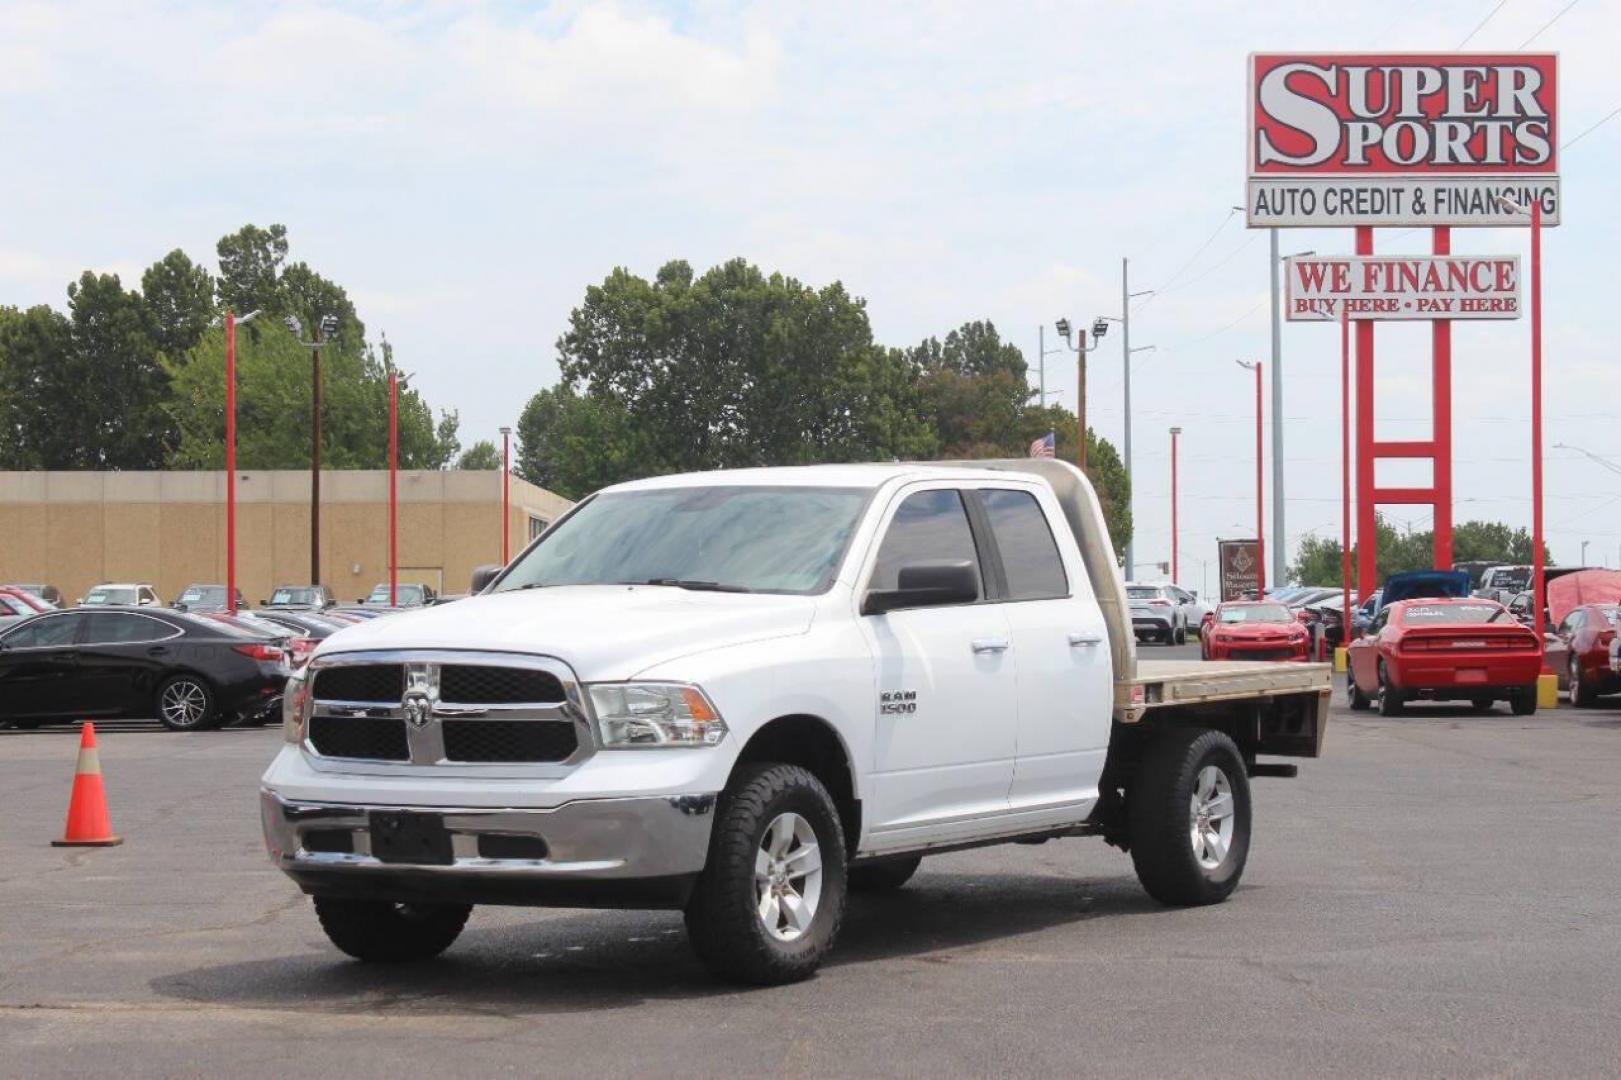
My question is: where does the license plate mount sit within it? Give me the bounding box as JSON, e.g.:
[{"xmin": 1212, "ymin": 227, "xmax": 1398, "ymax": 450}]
[{"xmin": 368, "ymin": 811, "xmax": 453, "ymax": 865}]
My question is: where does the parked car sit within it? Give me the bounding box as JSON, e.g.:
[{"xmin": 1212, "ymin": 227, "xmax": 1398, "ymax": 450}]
[
  {"xmin": 1125, "ymin": 581, "xmax": 1202, "ymax": 645},
  {"xmin": 263, "ymin": 585, "xmax": 337, "ymax": 611},
  {"xmin": 1545, "ymin": 604, "xmax": 1621, "ymax": 706},
  {"xmin": 79, "ymin": 583, "xmax": 160, "ymax": 607},
  {"xmin": 6, "ymin": 583, "xmax": 61, "ymax": 607},
  {"xmin": 263, "ymin": 459, "xmax": 1329, "ymax": 982},
  {"xmin": 234, "ymin": 609, "xmax": 351, "ymax": 668},
  {"xmin": 0, "ymin": 608, "xmax": 288, "ymax": 731},
  {"xmin": 0, "ymin": 587, "xmax": 51, "ymax": 631},
  {"xmin": 360, "ymin": 582, "xmax": 436, "ymax": 607},
  {"xmin": 173, "ymin": 584, "xmax": 248, "ymax": 612},
  {"xmin": 1474, "ymin": 564, "xmax": 1533, "ymax": 604},
  {"xmin": 1199, "ymin": 601, "xmax": 1311, "ymax": 662},
  {"xmin": 1346, "ymin": 597, "xmax": 1542, "ymax": 716}
]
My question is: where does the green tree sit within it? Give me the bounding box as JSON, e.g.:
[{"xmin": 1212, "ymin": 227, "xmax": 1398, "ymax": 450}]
[
  {"xmin": 0, "ymin": 305, "xmax": 73, "ymax": 468},
  {"xmin": 1016, "ymin": 404, "xmax": 1132, "ymax": 558},
  {"xmin": 1289, "ymin": 516, "xmax": 1552, "ymax": 586},
  {"xmin": 456, "ymin": 440, "xmax": 501, "ymax": 470},
  {"xmin": 515, "ymin": 383, "xmax": 645, "ymax": 498},
  {"xmin": 216, "ymin": 224, "xmax": 289, "ymax": 318},
  {"xmin": 555, "ymin": 258, "xmax": 931, "ymax": 476},
  {"xmin": 141, "ymin": 250, "xmax": 216, "ymax": 361},
  {"xmin": 911, "ymin": 321, "xmax": 1031, "ymax": 456},
  {"xmin": 55, "ymin": 271, "xmax": 174, "ymax": 467},
  {"xmin": 164, "ymin": 323, "xmax": 457, "ymax": 470}
]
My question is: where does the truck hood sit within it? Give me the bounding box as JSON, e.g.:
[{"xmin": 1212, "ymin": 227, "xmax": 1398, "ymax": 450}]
[{"xmin": 312, "ymin": 585, "xmax": 818, "ymax": 681}]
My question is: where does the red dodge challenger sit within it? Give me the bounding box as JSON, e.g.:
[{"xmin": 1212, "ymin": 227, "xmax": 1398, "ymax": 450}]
[
  {"xmin": 1347, "ymin": 598, "xmax": 1542, "ymax": 716},
  {"xmin": 1199, "ymin": 601, "xmax": 1311, "ymax": 662}
]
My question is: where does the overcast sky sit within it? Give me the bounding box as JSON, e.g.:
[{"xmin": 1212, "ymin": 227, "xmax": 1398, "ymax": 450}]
[{"xmin": 3, "ymin": 0, "xmax": 1618, "ymax": 581}]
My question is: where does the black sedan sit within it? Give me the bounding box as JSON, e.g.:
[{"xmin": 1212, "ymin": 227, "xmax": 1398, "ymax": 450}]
[{"xmin": 0, "ymin": 608, "xmax": 289, "ymax": 732}]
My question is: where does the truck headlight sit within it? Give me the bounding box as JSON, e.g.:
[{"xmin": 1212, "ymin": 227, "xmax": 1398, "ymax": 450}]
[
  {"xmin": 588, "ymin": 683, "xmax": 727, "ymax": 748},
  {"xmin": 282, "ymin": 669, "xmax": 311, "ymax": 744}
]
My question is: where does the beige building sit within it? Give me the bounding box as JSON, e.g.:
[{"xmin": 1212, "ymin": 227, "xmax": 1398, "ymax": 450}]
[{"xmin": 0, "ymin": 470, "xmax": 571, "ymax": 606}]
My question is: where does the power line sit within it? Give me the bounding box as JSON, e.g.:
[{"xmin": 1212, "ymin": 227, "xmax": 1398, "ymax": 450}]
[
  {"xmin": 1563, "ymin": 103, "xmax": 1621, "ymax": 151},
  {"xmin": 1136, "ymin": 209, "xmax": 1239, "ymax": 310},
  {"xmin": 1458, "ymin": 0, "xmax": 1514, "ymax": 46},
  {"xmin": 1517, "ymin": 0, "xmax": 1580, "ymax": 46}
]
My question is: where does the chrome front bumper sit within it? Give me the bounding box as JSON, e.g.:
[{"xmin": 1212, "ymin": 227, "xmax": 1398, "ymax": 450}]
[{"xmin": 261, "ymin": 788, "xmax": 716, "ymax": 910}]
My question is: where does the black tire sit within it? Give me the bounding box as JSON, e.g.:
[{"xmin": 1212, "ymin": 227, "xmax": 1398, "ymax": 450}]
[
  {"xmin": 1174, "ymin": 621, "xmax": 1187, "ymax": 646},
  {"xmin": 1347, "ymin": 671, "xmax": 1372, "ymax": 711},
  {"xmin": 1511, "ymin": 685, "xmax": 1538, "ymax": 716},
  {"xmin": 684, "ymin": 763, "xmax": 847, "ymax": 985},
  {"xmin": 1128, "ymin": 728, "xmax": 1252, "ymax": 906},
  {"xmin": 1377, "ymin": 661, "xmax": 1405, "ymax": 716},
  {"xmin": 155, "ymin": 674, "xmax": 218, "ymax": 731},
  {"xmin": 1570, "ymin": 656, "xmax": 1598, "ymax": 707},
  {"xmin": 1470, "ymin": 696, "xmax": 1496, "ymax": 713},
  {"xmin": 848, "ymin": 855, "xmax": 922, "ymax": 893},
  {"xmin": 313, "ymin": 897, "xmax": 471, "ymax": 962}
]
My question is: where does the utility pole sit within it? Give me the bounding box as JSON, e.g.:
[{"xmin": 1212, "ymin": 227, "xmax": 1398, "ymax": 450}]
[
  {"xmin": 1269, "ymin": 227, "xmax": 1286, "ymax": 586},
  {"xmin": 1077, "ymin": 328, "xmax": 1088, "ymax": 470},
  {"xmin": 1122, "ymin": 258, "xmax": 1134, "ymax": 579},
  {"xmin": 1169, "ymin": 426, "xmax": 1181, "ymax": 586}
]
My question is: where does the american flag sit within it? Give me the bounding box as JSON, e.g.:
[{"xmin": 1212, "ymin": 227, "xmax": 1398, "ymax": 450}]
[{"xmin": 1029, "ymin": 431, "xmax": 1055, "ymax": 459}]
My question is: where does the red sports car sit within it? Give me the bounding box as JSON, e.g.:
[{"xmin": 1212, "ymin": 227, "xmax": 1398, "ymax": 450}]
[
  {"xmin": 1347, "ymin": 598, "xmax": 1542, "ymax": 716},
  {"xmin": 1199, "ymin": 601, "xmax": 1311, "ymax": 662},
  {"xmin": 1547, "ymin": 603, "xmax": 1621, "ymax": 706}
]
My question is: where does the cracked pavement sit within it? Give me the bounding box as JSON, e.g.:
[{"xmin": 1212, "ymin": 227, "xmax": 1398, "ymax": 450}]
[{"xmin": 3, "ymin": 677, "xmax": 1620, "ymax": 1078}]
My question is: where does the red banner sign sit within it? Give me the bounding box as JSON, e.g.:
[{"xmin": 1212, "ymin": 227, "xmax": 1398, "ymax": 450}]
[{"xmin": 1285, "ymin": 255, "xmax": 1522, "ymax": 321}]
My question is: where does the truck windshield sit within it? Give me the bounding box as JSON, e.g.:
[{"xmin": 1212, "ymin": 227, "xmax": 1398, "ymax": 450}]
[{"xmin": 493, "ymin": 486, "xmax": 870, "ymax": 595}]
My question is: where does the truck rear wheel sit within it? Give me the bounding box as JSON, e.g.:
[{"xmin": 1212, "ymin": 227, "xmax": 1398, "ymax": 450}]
[
  {"xmin": 849, "ymin": 854, "xmax": 922, "ymax": 893},
  {"xmin": 684, "ymin": 763, "xmax": 847, "ymax": 985},
  {"xmin": 312, "ymin": 897, "xmax": 471, "ymax": 962},
  {"xmin": 1128, "ymin": 728, "xmax": 1251, "ymax": 906}
]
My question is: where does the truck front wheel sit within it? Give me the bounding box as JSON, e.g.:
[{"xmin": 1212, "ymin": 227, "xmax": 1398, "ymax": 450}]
[
  {"xmin": 685, "ymin": 763, "xmax": 848, "ymax": 985},
  {"xmin": 1128, "ymin": 728, "xmax": 1252, "ymax": 906},
  {"xmin": 312, "ymin": 897, "xmax": 471, "ymax": 962}
]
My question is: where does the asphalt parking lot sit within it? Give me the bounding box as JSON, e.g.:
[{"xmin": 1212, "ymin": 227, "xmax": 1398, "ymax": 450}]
[{"xmin": 4, "ymin": 647, "xmax": 1620, "ymax": 1079}]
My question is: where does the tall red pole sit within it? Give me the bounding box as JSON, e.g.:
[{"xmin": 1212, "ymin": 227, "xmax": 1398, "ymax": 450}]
[
  {"xmin": 1341, "ymin": 306, "xmax": 1352, "ymax": 649},
  {"xmin": 1169, "ymin": 427, "xmax": 1180, "ymax": 584},
  {"xmin": 388, "ymin": 370, "xmax": 398, "ymax": 608},
  {"xmin": 1355, "ymin": 226, "xmax": 1375, "ymax": 602},
  {"xmin": 1254, "ymin": 361, "xmax": 1265, "ymax": 596},
  {"xmin": 1530, "ymin": 200, "xmax": 1545, "ymax": 635},
  {"xmin": 501, "ymin": 427, "xmax": 511, "ymax": 564},
  {"xmin": 225, "ymin": 312, "xmax": 238, "ymax": 614},
  {"xmin": 1432, "ymin": 226, "xmax": 1453, "ymax": 569}
]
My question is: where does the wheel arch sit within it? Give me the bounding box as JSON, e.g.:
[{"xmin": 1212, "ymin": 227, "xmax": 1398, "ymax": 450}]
[{"xmin": 729, "ymin": 713, "xmax": 861, "ymax": 856}]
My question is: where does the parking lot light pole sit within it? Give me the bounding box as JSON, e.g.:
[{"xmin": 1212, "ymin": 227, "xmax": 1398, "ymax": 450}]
[
  {"xmin": 286, "ymin": 313, "xmax": 340, "ymax": 585},
  {"xmin": 1055, "ymin": 318, "xmax": 1111, "ymax": 470},
  {"xmin": 500, "ymin": 426, "xmax": 513, "ymax": 564},
  {"xmin": 1237, "ymin": 360, "xmax": 1265, "ymax": 595},
  {"xmin": 1169, "ymin": 427, "xmax": 1181, "ymax": 586},
  {"xmin": 1340, "ymin": 306, "xmax": 1352, "ymax": 669},
  {"xmin": 223, "ymin": 309, "xmax": 262, "ymax": 615},
  {"xmin": 388, "ymin": 366, "xmax": 398, "ymax": 608}
]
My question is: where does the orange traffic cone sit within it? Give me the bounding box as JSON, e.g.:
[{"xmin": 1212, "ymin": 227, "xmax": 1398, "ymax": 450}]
[{"xmin": 52, "ymin": 722, "xmax": 122, "ymax": 847}]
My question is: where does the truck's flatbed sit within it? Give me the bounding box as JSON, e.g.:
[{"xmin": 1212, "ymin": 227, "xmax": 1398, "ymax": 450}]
[{"xmin": 1118, "ymin": 659, "xmax": 1332, "ymax": 737}]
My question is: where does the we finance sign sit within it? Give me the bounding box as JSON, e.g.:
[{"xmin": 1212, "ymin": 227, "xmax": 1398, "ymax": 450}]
[
  {"xmin": 1285, "ymin": 255, "xmax": 1522, "ymax": 321},
  {"xmin": 1246, "ymin": 54, "xmax": 1559, "ymax": 227}
]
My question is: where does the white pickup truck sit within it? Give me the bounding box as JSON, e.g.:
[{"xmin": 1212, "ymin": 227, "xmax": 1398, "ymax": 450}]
[{"xmin": 262, "ymin": 460, "xmax": 1328, "ymax": 984}]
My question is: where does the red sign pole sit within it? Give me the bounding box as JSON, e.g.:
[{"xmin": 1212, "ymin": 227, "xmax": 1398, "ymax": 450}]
[
  {"xmin": 388, "ymin": 370, "xmax": 398, "ymax": 608},
  {"xmin": 1529, "ymin": 200, "xmax": 1545, "ymax": 637},
  {"xmin": 1432, "ymin": 226, "xmax": 1454, "ymax": 569},
  {"xmin": 224, "ymin": 312, "xmax": 238, "ymax": 615},
  {"xmin": 1354, "ymin": 227, "xmax": 1375, "ymax": 602},
  {"xmin": 1254, "ymin": 361, "xmax": 1264, "ymax": 595},
  {"xmin": 501, "ymin": 427, "xmax": 512, "ymax": 564}
]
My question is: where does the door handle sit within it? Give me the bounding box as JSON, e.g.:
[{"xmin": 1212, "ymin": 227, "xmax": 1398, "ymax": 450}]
[
  {"xmin": 1068, "ymin": 633, "xmax": 1104, "ymax": 647},
  {"xmin": 147, "ymin": 646, "xmax": 169, "ymax": 657},
  {"xmin": 971, "ymin": 638, "xmax": 1011, "ymax": 654}
]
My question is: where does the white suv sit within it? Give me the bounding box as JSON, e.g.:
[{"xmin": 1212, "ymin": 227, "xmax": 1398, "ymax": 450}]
[{"xmin": 1126, "ymin": 582, "xmax": 1202, "ymax": 645}]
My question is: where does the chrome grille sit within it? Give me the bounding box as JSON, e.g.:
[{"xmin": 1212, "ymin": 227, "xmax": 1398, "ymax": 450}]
[{"xmin": 305, "ymin": 651, "xmax": 586, "ymax": 767}]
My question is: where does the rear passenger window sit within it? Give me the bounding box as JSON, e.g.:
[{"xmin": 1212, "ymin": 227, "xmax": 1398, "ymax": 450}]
[
  {"xmin": 980, "ymin": 489, "xmax": 1068, "ymax": 600},
  {"xmin": 871, "ymin": 489, "xmax": 982, "ymax": 599}
]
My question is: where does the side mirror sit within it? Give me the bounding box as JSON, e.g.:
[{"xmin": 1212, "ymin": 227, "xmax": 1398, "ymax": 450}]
[
  {"xmin": 862, "ymin": 561, "xmax": 978, "ymax": 616},
  {"xmin": 470, "ymin": 564, "xmax": 503, "ymax": 594},
  {"xmin": 259, "ymin": 600, "xmax": 269, "ymax": 607},
  {"xmin": 1201, "ymin": 612, "xmax": 1214, "ymax": 630}
]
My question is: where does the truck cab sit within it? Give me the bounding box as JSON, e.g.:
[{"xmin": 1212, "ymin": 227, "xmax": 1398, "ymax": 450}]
[{"xmin": 262, "ymin": 460, "xmax": 1327, "ymax": 984}]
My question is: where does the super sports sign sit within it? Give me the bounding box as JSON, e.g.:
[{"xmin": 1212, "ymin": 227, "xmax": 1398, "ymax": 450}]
[{"xmin": 1246, "ymin": 53, "xmax": 1559, "ymax": 227}]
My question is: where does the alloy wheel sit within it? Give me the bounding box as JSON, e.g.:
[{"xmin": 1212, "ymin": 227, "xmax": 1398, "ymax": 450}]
[
  {"xmin": 160, "ymin": 680, "xmax": 209, "ymax": 729},
  {"xmin": 754, "ymin": 812, "xmax": 823, "ymax": 942},
  {"xmin": 1188, "ymin": 764, "xmax": 1235, "ymax": 870}
]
